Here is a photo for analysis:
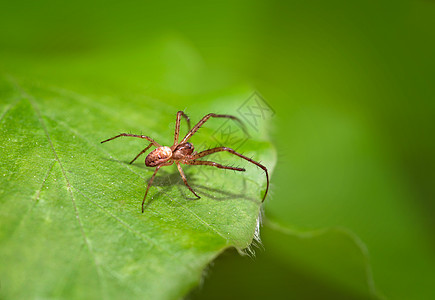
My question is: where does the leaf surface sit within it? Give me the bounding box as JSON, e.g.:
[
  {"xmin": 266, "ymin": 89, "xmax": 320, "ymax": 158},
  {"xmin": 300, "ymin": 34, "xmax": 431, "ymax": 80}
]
[{"xmin": 0, "ymin": 76, "xmax": 275, "ymax": 299}]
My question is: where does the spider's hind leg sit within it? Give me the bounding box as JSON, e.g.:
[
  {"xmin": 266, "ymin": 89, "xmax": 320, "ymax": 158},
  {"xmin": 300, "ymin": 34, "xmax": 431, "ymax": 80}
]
[
  {"xmin": 130, "ymin": 143, "xmax": 153, "ymax": 164},
  {"xmin": 142, "ymin": 161, "xmax": 173, "ymax": 212},
  {"xmin": 101, "ymin": 133, "xmax": 161, "ymax": 147}
]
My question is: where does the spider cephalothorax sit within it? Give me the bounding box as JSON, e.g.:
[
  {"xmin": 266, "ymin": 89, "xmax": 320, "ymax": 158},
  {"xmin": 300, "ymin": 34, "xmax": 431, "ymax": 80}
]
[
  {"xmin": 172, "ymin": 142, "xmax": 195, "ymax": 160},
  {"xmin": 101, "ymin": 111, "xmax": 269, "ymax": 212}
]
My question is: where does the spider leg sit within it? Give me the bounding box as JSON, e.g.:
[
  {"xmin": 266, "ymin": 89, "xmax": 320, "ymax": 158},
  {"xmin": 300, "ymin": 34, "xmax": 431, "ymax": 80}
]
[
  {"xmin": 129, "ymin": 143, "xmax": 153, "ymax": 164},
  {"xmin": 176, "ymin": 162, "xmax": 200, "ymax": 198},
  {"xmin": 141, "ymin": 161, "xmax": 173, "ymax": 213},
  {"xmin": 185, "ymin": 160, "xmax": 246, "ymax": 172},
  {"xmin": 181, "ymin": 113, "xmax": 248, "ymax": 144},
  {"xmin": 173, "ymin": 111, "xmax": 191, "ymax": 147},
  {"xmin": 101, "ymin": 133, "xmax": 161, "ymax": 147},
  {"xmin": 191, "ymin": 147, "xmax": 269, "ymax": 202}
]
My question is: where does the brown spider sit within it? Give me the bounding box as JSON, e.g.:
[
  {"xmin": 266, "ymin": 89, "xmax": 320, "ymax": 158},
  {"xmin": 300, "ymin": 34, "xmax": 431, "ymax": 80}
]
[{"xmin": 101, "ymin": 111, "xmax": 269, "ymax": 212}]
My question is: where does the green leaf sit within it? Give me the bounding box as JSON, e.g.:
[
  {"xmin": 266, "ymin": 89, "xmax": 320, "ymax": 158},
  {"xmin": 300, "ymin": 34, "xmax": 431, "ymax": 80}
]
[{"xmin": 0, "ymin": 76, "xmax": 275, "ymax": 299}]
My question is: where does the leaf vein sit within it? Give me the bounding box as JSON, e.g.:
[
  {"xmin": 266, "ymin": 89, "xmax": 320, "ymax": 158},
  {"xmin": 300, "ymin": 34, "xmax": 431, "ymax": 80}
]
[
  {"xmin": 38, "ymin": 115, "xmax": 206, "ymax": 272},
  {"xmin": 3, "ymin": 160, "xmax": 58, "ymax": 242},
  {"xmin": 72, "ymin": 186, "xmax": 169, "ymax": 254},
  {"xmin": 155, "ymin": 185, "xmax": 230, "ymax": 243},
  {"xmin": 0, "ymin": 98, "xmax": 21, "ymax": 125},
  {"xmin": 34, "ymin": 160, "xmax": 57, "ymax": 204},
  {"xmin": 12, "ymin": 81, "xmax": 109, "ymax": 300}
]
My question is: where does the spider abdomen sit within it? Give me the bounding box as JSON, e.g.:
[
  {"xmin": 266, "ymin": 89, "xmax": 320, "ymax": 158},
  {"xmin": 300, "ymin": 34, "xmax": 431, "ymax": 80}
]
[{"xmin": 145, "ymin": 146, "xmax": 172, "ymax": 167}]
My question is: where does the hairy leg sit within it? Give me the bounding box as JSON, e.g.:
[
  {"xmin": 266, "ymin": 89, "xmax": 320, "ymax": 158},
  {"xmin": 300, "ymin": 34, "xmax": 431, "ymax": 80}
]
[
  {"xmin": 173, "ymin": 111, "xmax": 191, "ymax": 147},
  {"xmin": 186, "ymin": 160, "xmax": 246, "ymax": 172},
  {"xmin": 191, "ymin": 147, "xmax": 269, "ymax": 202},
  {"xmin": 141, "ymin": 162, "xmax": 173, "ymax": 212},
  {"xmin": 181, "ymin": 113, "xmax": 248, "ymax": 144},
  {"xmin": 101, "ymin": 133, "xmax": 161, "ymax": 147},
  {"xmin": 129, "ymin": 143, "xmax": 153, "ymax": 164},
  {"xmin": 176, "ymin": 162, "xmax": 200, "ymax": 198}
]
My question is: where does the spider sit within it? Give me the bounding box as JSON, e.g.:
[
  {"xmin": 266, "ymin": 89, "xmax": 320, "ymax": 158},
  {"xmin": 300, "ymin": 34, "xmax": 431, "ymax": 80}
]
[{"xmin": 101, "ymin": 111, "xmax": 269, "ymax": 212}]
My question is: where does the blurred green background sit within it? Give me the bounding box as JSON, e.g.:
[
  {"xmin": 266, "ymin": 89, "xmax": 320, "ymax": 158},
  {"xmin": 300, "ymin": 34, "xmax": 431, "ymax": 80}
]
[{"xmin": 1, "ymin": 0, "xmax": 434, "ymax": 299}]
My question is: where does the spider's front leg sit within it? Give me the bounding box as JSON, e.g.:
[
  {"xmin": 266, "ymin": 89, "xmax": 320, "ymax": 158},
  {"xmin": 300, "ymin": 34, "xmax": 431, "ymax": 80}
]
[
  {"xmin": 181, "ymin": 113, "xmax": 248, "ymax": 144},
  {"xmin": 191, "ymin": 147, "xmax": 269, "ymax": 202},
  {"xmin": 173, "ymin": 111, "xmax": 191, "ymax": 148}
]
